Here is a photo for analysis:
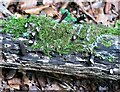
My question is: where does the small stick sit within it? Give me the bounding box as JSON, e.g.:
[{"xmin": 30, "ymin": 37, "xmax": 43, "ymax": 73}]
[
  {"xmin": 88, "ymin": 2, "xmax": 94, "ymax": 16},
  {"xmin": 0, "ymin": 3, "xmax": 13, "ymax": 16},
  {"xmin": 78, "ymin": 4, "xmax": 98, "ymax": 24},
  {"xmin": 58, "ymin": 12, "xmax": 68, "ymax": 23}
]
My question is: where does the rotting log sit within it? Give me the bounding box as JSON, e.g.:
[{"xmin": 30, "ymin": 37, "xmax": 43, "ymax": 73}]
[
  {"xmin": 0, "ymin": 60, "xmax": 120, "ymax": 80},
  {"xmin": 0, "ymin": 33, "xmax": 120, "ymax": 80}
]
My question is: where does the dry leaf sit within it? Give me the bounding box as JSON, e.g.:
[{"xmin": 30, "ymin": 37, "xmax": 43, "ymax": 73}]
[
  {"xmin": 25, "ymin": 5, "xmax": 58, "ymax": 17},
  {"xmin": 104, "ymin": 2, "xmax": 111, "ymax": 14},
  {"xmin": 8, "ymin": 78, "xmax": 21, "ymax": 85},
  {"xmin": 37, "ymin": 76, "xmax": 47, "ymax": 90},
  {"xmin": 24, "ymin": 5, "xmax": 49, "ymax": 14},
  {"xmin": 44, "ymin": 82, "xmax": 62, "ymax": 90},
  {"xmin": 19, "ymin": 0, "xmax": 38, "ymax": 10},
  {"xmin": 28, "ymin": 83, "xmax": 38, "ymax": 91},
  {"xmin": 22, "ymin": 74, "xmax": 30, "ymax": 85},
  {"xmin": 9, "ymin": 84, "xmax": 20, "ymax": 90},
  {"xmin": 84, "ymin": 1, "xmax": 104, "ymax": 10},
  {"xmin": 43, "ymin": 0, "xmax": 54, "ymax": 4},
  {"xmin": 14, "ymin": 13, "xmax": 22, "ymax": 18},
  {"xmin": 41, "ymin": 7, "xmax": 58, "ymax": 17}
]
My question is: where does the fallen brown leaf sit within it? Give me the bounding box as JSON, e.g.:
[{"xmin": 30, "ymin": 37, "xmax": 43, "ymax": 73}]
[
  {"xmin": 9, "ymin": 84, "xmax": 20, "ymax": 90},
  {"xmin": 44, "ymin": 82, "xmax": 62, "ymax": 90},
  {"xmin": 41, "ymin": 7, "xmax": 58, "ymax": 17},
  {"xmin": 24, "ymin": 5, "xmax": 49, "ymax": 14},
  {"xmin": 8, "ymin": 78, "xmax": 21, "ymax": 85},
  {"xmin": 104, "ymin": 2, "xmax": 111, "ymax": 14},
  {"xmin": 19, "ymin": 0, "xmax": 38, "ymax": 10}
]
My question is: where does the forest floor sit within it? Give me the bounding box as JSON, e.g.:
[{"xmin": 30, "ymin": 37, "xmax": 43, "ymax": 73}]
[{"xmin": 0, "ymin": 0, "xmax": 120, "ymax": 91}]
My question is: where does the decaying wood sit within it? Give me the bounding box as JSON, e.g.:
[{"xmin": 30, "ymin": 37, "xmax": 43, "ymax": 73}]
[
  {"xmin": 0, "ymin": 61, "xmax": 120, "ymax": 80},
  {"xmin": 0, "ymin": 31, "xmax": 120, "ymax": 81}
]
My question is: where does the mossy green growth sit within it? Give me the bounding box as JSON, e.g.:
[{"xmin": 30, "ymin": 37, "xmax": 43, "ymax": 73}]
[
  {"xmin": 1, "ymin": 15, "xmax": 75, "ymax": 55},
  {"xmin": 1, "ymin": 17, "xmax": 27, "ymax": 37},
  {"xmin": 1, "ymin": 15, "xmax": 119, "ymax": 57},
  {"xmin": 115, "ymin": 20, "xmax": 120, "ymax": 29}
]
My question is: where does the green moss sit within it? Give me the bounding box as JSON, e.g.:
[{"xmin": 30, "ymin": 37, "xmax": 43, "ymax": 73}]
[{"xmin": 1, "ymin": 15, "xmax": 119, "ymax": 58}]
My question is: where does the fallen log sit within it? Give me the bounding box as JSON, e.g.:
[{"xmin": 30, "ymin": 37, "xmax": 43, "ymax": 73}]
[
  {"xmin": 0, "ymin": 61, "xmax": 120, "ymax": 80},
  {"xmin": 0, "ymin": 33, "xmax": 120, "ymax": 80},
  {"xmin": 0, "ymin": 15, "xmax": 120, "ymax": 81}
]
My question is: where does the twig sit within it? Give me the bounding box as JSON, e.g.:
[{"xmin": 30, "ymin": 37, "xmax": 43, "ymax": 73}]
[
  {"xmin": 58, "ymin": 12, "xmax": 68, "ymax": 23},
  {"xmin": 88, "ymin": 2, "xmax": 94, "ymax": 17},
  {"xmin": 78, "ymin": 4, "xmax": 98, "ymax": 24},
  {"xmin": 0, "ymin": 3, "xmax": 13, "ymax": 16},
  {"xmin": 34, "ymin": 72, "xmax": 42, "ymax": 90}
]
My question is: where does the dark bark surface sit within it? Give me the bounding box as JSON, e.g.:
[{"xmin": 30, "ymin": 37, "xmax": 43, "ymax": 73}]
[{"xmin": 0, "ymin": 33, "xmax": 120, "ymax": 80}]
